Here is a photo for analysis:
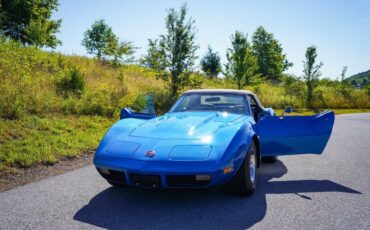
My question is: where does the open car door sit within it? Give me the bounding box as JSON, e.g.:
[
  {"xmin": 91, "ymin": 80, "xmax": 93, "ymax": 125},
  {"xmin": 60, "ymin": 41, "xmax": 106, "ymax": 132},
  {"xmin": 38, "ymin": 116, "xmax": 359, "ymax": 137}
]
[{"xmin": 257, "ymin": 111, "xmax": 335, "ymax": 156}]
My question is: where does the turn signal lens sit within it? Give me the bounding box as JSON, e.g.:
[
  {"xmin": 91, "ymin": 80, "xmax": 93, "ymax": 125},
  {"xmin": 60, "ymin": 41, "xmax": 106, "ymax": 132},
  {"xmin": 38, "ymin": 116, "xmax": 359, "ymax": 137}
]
[{"xmin": 223, "ymin": 166, "xmax": 233, "ymax": 174}]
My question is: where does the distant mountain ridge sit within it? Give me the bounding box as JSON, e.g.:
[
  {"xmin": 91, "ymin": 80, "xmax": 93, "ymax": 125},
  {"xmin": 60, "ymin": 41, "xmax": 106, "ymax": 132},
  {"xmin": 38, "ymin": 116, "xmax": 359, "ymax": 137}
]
[{"xmin": 345, "ymin": 69, "xmax": 370, "ymax": 84}]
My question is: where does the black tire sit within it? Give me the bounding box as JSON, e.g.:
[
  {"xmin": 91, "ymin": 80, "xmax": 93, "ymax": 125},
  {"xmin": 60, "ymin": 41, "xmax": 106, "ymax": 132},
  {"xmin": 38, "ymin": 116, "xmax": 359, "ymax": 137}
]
[
  {"xmin": 107, "ymin": 180, "xmax": 126, "ymax": 187},
  {"xmin": 227, "ymin": 142, "xmax": 257, "ymax": 196},
  {"xmin": 262, "ymin": 156, "xmax": 278, "ymax": 164}
]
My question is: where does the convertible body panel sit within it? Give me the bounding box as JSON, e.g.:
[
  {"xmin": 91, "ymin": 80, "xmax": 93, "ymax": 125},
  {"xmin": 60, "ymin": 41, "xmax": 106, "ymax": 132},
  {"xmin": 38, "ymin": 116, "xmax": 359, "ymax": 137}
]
[
  {"xmin": 94, "ymin": 111, "xmax": 256, "ymax": 188},
  {"xmin": 93, "ymin": 89, "xmax": 335, "ymax": 189}
]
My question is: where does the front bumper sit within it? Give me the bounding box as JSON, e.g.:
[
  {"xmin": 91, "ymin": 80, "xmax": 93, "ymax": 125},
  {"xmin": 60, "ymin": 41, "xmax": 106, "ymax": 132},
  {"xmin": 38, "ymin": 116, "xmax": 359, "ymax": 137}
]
[{"xmin": 94, "ymin": 155, "xmax": 235, "ymax": 189}]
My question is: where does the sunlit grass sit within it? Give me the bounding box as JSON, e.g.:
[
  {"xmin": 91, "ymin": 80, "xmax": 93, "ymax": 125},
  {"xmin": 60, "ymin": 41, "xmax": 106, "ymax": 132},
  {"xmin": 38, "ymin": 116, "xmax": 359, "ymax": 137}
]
[{"xmin": 0, "ymin": 115, "xmax": 115, "ymax": 173}]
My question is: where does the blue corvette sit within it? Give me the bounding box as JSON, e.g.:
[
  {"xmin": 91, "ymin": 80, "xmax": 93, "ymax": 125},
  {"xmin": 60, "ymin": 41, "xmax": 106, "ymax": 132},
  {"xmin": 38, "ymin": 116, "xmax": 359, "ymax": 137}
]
[{"xmin": 94, "ymin": 89, "xmax": 335, "ymax": 195}]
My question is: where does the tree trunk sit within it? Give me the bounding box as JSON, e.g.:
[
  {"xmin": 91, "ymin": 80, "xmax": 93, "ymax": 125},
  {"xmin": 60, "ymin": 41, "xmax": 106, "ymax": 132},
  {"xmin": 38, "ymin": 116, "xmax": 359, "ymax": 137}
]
[
  {"xmin": 307, "ymin": 81, "xmax": 313, "ymax": 108},
  {"xmin": 170, "ymin": 73, "xmax": 178, "ymax": 100},
  {"xmin": 238, "ymin": 79, "xmax": 242, "ymax": 89}
]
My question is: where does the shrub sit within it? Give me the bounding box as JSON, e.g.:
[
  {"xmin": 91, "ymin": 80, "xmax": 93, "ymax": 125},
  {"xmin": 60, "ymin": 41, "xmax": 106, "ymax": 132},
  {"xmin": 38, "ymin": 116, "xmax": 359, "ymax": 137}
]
[
  {"xmin": 152, "ymin": 90, "xmax": 174, "ymax": 114},
  {"xmin": 56, "ymin": 67, "xmax": 85, "ymax": 97},
  {"xmin": 79, "ymin": 84, "xmax": 115, "ymax": 117},
  {"xmin": 130, "ymin": 95, "xmax": 148, "ymax": 111},
  {"xmin": 61, "ymin": 96, "xmax": 79, "ymax": 114}
]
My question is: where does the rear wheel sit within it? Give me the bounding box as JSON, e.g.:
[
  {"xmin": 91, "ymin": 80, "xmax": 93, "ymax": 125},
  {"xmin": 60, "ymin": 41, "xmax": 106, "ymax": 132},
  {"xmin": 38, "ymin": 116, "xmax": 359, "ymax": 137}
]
[
  {"xmin": 262, "ymin": 156, "xmax": 278, "ymax": 163},
  {"xmin": 228, "ymin": 142, "xmax": 257, "ymax": 196}
]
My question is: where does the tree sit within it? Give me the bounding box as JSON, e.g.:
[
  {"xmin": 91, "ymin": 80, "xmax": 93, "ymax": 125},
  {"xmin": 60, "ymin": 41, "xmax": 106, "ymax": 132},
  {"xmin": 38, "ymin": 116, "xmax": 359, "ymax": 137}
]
[
  {"xmin": 104, "ymin": 33, "xmax": 135, "ymax": 67},
  {"xmin": 252, "ymin": 26, "xmax": 292, "ymax": 83},
  {"xmin": 83, "ymin": 20, "xmax": 134, "ymax": 65},
  {"xmin": 340, "ymin": 66, "xmax": 348, "ymax": 81},
  {"xmin": 283, "ymin": 74, "xmax": 306, "ymax": 104},
  {"xmin": 339, "ymin": 65, "xmax": 351, "ymax": 96},
  {"xmin": 142, "ymin": 4, "xmax": 199, "ymax": 99},
  {"xmin": 225, "ymin": 31, "xmax": 258, "ymax": 89},
  {"xmin": 0, "ymin": 0, "xmax": 61, "ymax": 48},
  {"xmin": 350, "ymin": 79, "xmax": 358, "ymax": 87},
  {"xmin": 141, "ymin": 38, "xmax": 166, "ymax": 70},
  {"xmin": 362, "ymin": 78, "xmax": 368, "ymax": 87},
  {"xmin": 201, "ymin": 46, "xmax": 221, "ymax": 78},
  {"xmin": 82, "ymin": 19, "xmax": 115, "ymax": 60},
  {"xmin": 303, "ymin": 46, "xmax": 323, "ymax": 108}
]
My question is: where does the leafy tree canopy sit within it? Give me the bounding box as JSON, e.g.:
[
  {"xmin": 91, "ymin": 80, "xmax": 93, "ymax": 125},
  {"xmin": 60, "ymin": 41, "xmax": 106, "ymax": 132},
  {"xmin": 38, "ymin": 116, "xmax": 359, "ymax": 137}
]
[
  {"xmin": 0, "ymin": 0, "xmax": 61, "ymax": 48},
  {"xmin": 225, "ymin": 31, "xmax": 258, "ymax": 89},
  {"xmin": 82, "ymin": 19, "xmax": 114, "ymax": 60},
  {"xmin": 201, "ymin": 46, "xmax": 221, "ymax": 78},
  {"xmin": 142, "ymin": 4, "xmax": 199, "ymax": 98},
  {"xmin": 252, "ymin": 26, "xmax": 292, "ymax": 83},
  {"xmin": 303, "ymin": 45, "xmax": 323, "ymax": 107},
  {"xmin": 104, "ymin": 33, "xmax": 135, "ymax": 67},
  {"xmin": 82, "ymin": 19, "xmax": 134, "ymax": 65}
]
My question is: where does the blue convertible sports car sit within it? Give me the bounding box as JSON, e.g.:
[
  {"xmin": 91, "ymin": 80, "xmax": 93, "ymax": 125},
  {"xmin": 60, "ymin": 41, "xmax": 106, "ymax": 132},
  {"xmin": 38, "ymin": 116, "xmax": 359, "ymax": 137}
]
[{"xmin": 94, "ymin": 89, "xmax": 335, "ymax": 195}]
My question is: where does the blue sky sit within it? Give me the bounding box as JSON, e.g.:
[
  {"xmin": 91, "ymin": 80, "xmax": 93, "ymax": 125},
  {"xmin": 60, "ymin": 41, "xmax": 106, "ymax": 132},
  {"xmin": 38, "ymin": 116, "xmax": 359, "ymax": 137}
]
[{"xmin": 52, "ymin": 0, "xmax": 370, "ymax": 78}]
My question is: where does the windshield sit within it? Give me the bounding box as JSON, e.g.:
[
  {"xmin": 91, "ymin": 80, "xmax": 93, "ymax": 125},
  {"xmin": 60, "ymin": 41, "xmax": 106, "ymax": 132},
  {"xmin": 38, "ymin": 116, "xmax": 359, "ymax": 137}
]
[{"xmin": 170, "ymin": 93, "xmax": 251, "ymax": 115}]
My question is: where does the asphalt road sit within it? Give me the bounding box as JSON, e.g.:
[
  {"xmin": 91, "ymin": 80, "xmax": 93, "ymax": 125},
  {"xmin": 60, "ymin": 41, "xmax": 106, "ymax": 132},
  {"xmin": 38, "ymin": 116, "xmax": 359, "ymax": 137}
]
[{"xmin": 1, "ymin": 113, "xmax": 370, "ymax": 230}]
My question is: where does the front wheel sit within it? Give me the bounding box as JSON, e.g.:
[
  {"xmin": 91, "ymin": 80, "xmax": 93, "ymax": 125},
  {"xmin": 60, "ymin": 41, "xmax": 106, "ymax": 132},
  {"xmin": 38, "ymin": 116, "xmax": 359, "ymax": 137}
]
[{"xmin": 227, "ymin": 142, "xmax": 257, "ymax": 196}]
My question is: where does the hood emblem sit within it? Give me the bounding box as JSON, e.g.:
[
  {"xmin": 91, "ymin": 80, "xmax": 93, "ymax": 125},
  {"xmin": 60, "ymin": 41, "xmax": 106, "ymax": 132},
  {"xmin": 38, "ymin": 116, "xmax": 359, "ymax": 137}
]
[{"xmin": 145, "ymin": 150, "xmax": 156, "ymax": 158}]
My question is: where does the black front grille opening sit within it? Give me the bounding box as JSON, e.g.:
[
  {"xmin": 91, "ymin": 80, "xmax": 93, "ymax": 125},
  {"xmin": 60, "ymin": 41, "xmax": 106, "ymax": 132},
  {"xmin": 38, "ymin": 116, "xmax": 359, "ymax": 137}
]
[
  {"xmin": 97, "ymin": 168, "xmax": 126, "ymax": 183},
  {"xmin": 130, "ymin": 174, "xmax": 161, "ymax": 188},
  {"xmin": 167, "ymin": 175, "xmax": 211, "ymax": 187}
]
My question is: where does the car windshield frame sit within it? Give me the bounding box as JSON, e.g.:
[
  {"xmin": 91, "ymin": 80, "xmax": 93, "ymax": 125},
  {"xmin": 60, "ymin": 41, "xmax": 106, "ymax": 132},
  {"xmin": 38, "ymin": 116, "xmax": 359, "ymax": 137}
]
[{"xmin": 169, "ymin": 92, "xmax": 252, "ymax": 116}]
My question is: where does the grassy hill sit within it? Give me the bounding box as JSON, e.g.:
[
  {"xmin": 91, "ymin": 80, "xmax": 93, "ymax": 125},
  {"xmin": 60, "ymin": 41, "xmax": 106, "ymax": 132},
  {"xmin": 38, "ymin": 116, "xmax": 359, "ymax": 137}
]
[
  {"xmin": 0, "ymin": 41, "xmax": 165, "ymax": 173},
  {"xmin": 0, "ymin": 40, "xmax": 369, "ymax": 174},
  {"xmin": 345, "ymin": 70, "xmax": 370, "ymax": 86}
]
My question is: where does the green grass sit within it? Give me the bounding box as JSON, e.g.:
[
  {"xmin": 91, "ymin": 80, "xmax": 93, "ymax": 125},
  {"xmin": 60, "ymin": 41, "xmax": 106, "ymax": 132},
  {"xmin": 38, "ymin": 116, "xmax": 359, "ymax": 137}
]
[{"xmin": 0, "ymin": 115, "xmax": 115, "ymax": 173}]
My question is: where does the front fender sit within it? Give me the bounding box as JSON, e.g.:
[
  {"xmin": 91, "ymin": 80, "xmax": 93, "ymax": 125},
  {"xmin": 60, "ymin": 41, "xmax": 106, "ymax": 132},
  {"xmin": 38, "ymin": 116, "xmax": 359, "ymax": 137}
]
[{"xmin": 217, "ymin": 121, "xmax": 256, "ymax": 176}]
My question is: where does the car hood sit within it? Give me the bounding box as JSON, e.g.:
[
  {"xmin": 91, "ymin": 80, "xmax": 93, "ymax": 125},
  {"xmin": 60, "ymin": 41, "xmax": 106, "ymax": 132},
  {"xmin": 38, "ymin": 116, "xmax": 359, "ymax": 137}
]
[
  {"xmin": 95, "ymin": 111, "xmax": 252, "ymax": 162},
  {"xmin": 130, "ymin": 111, "xmax": 244, "ymax": 140}
]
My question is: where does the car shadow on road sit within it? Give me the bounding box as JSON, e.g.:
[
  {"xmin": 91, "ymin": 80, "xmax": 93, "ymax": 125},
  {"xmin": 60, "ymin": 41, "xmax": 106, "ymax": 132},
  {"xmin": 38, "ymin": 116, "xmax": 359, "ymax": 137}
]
[{"xmin": 73, "ymin": 160, "xmax": 361, "ymax": 230}]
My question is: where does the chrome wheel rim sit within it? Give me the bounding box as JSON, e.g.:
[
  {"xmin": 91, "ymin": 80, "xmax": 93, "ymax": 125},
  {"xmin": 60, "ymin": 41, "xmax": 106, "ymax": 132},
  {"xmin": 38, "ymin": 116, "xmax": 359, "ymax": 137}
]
[{"xmin": 249, "ymin": 149, "xmax": 256, "ymax": 183}]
